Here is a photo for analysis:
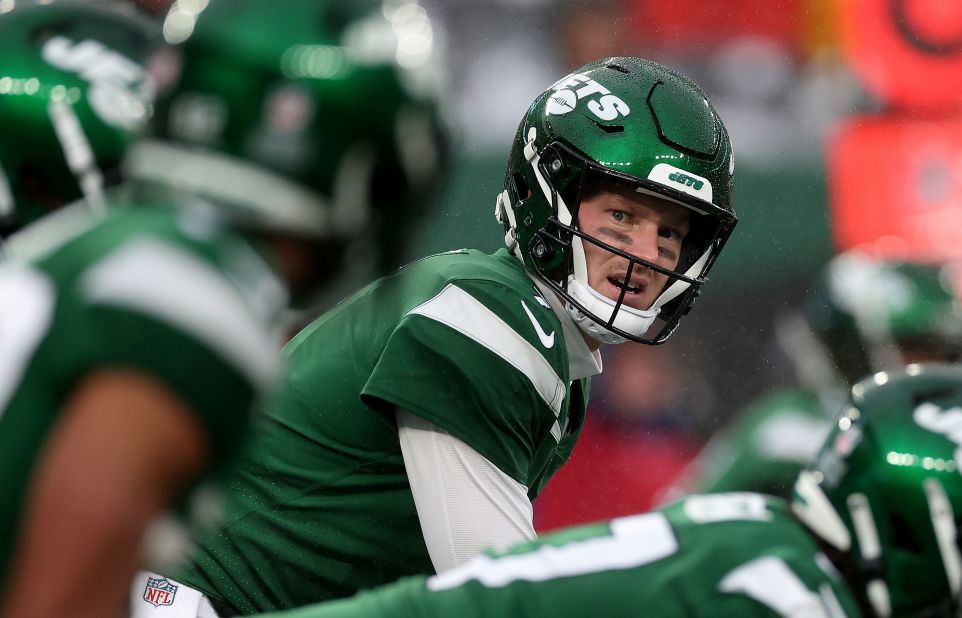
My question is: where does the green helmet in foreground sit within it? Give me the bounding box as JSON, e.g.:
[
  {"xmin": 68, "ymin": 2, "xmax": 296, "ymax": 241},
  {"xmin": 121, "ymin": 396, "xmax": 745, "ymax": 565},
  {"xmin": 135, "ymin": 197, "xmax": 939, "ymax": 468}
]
[
  {"xmin": 496, "ymin": 57, "xmax": 737, "ymax": 344},
  {"xmin": 127, "ymin": 0, "xmax": 446, "ymax": 280},
  {"xmin": 793, "ymin": 364, "xmax": 962, "ymax": 617},
  {"xmin": 783, "ymin": 253, "xmax": 962, "ymax": 390},
  {"xmin": 0, "ymin": 0, "xmax": 158, "ymax": 235}
]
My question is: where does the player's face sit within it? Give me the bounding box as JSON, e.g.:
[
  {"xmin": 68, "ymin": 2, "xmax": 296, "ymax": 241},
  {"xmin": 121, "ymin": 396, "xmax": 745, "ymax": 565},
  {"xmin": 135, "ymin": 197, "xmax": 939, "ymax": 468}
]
[{"xmin": 578, "ymin": 185, "xmax": 690, "ymax": 311}]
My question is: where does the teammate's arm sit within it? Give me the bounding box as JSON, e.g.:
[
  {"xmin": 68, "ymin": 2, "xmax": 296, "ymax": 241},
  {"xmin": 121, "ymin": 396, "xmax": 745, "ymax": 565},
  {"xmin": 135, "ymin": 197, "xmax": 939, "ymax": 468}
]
[
  {"xmin": 0, "ymin": 369, "xmax": 209, "ymax": 618},
  {"xmin": 397, "ymin": 409, "xmax": 535, "ymax": 573}
]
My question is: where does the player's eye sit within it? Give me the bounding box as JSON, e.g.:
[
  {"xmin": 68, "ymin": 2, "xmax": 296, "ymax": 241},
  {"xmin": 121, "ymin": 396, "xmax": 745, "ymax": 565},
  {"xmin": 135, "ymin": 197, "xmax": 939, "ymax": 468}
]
[{"xmin": 660, "ymin": 224, "xmax": 688, "ymax": 243}]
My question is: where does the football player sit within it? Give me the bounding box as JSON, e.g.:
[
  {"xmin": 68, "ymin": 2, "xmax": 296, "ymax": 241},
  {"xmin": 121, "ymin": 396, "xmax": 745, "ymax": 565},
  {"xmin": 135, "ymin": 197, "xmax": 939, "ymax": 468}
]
[
  {"xmin": 670, "ymin": 253, "xmax": 962, "ymax": 499},
  {"xmin": 0, "ymin": 0, "xmax": 442, "ymax": 616},
  {"xmin": 151, "ymin": 55, "xmax": 737, "ymax": 615},
  {"xmin": 254, "ymin": 364, "xmax": 962, "ymax": 618}
]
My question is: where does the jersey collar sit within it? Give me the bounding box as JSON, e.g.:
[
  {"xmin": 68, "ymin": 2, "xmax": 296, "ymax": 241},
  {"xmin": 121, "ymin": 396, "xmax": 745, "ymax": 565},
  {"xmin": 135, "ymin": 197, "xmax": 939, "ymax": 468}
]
[{"xmin": 529, "ymin": 272, "xmax": 602, "ymax": 381}]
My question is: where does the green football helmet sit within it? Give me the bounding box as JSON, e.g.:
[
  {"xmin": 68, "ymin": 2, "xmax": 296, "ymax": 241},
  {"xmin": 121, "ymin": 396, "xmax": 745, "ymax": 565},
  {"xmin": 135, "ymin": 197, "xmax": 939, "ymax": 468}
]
[
  {"xmin": 786, "ymin": 253, "xmax": 962, "ymax": 389},
  {"xmin": 126, "ymin": 0, "xmax": 446, "ymax": 281},
  {"xmin": 793, "ymin": 364, "xmax": 962, "ymax": 617},
  {"xmin": 0, "ymin": 0, "xmax": 159, "ymax": 236},
  {"xmin": 495, "ymin": 57, "xmax": 737, "ymax": 344}
]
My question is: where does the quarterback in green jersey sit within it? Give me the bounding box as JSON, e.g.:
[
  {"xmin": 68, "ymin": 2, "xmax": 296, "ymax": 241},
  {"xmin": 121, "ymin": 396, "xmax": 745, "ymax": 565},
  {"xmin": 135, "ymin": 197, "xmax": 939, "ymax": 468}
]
[
  {"xmin": 671, "ymin": 253, "xmax": 962, "ymax": 499},
  {"xmin": 158, "ymin": 55, "xmax": 738, "ymax": 615},
  {"xmin": 0, "ymin": 1, "xmax": 442, "ymax": 616},
  {"xmin": 247, "ymin": 364, "xmax": 962, "ymax": 618}
]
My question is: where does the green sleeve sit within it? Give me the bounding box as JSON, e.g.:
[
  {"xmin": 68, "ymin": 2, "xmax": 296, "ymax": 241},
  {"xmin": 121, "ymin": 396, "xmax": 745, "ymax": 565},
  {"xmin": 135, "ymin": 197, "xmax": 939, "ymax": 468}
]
[
  {"xmin": 360, "ymin": 279, "xmax": 566, "ymax": 486},
  {"xmin": 254, "ymin": 577, "xmax": 435, "ymax": 618}
]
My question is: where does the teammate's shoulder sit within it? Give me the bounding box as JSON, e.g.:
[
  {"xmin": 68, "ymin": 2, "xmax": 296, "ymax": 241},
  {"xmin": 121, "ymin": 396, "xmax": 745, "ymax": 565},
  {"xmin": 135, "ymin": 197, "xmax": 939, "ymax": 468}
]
[
  {"xmin": 19, "ymin": 200, "xmax": 285, "ymax": 363},
  {"xmin": 663, "ymin": 492, "xmax": 790, "ymax": 522},
  {"xmin": 661, "ymin": 492, "xmax": 809, "ymax": 547},
  {"xmin": 729, "ymin": 387, "xmax": 828, "ymax": 433}
]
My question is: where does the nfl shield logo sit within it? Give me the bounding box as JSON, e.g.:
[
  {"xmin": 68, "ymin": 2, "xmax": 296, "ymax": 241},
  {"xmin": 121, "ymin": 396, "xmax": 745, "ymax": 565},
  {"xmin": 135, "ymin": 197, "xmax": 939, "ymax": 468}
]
[{"xmin": 143, "ymin": 576, "xmax": 178, "ymax": 607}]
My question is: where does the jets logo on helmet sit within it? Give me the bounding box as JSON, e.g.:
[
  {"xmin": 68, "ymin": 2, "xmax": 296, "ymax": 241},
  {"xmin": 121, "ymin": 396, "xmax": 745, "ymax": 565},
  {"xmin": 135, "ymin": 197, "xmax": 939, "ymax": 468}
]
[
  {"xmin": 914, "ymin": 402, "xmax": 962, "ymax": 470},
  {"xmin": 650, "ymin": 164, "xmax": 712, "ymax": 203},
  {"xmin": 41, "ymin": 36, "xmax": 153, "ymax": 131},
  {"xmin": 545, "ymin": 72, "xmax": 630, "ymax": 121}
]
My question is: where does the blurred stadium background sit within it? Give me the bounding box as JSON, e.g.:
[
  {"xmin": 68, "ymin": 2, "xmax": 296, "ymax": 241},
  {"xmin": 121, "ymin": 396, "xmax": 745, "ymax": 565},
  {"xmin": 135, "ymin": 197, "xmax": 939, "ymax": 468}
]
[{"xmin": 135, "ymin": 0, "xmax": 962, "ymax": 530}]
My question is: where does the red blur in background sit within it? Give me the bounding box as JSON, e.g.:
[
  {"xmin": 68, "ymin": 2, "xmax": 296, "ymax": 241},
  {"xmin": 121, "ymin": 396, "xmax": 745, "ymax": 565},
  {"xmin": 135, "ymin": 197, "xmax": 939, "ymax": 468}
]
[{"xmin": 828, "ymin": 116, "xmax": 962, "ymax": 262}]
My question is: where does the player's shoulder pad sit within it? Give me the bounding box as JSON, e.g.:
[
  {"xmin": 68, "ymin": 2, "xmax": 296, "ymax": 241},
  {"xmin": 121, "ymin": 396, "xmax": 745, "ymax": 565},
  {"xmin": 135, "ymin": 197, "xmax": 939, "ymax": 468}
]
[{"xmin": 77, "ymin": 232, "xmax": 284, "ymax": 387}]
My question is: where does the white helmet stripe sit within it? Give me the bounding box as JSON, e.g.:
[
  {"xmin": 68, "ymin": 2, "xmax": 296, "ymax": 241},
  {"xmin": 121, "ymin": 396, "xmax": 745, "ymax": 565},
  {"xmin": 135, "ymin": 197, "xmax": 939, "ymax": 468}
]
[
  {"xmin": 924, "ymin": 477, "xmax": 962, "ymax": 596},
  {"xmin": 791, "ymin": 470, "xmax": 852, "ymax": 551},
  {"xmin": 571, "ymin": 235, "xmax": 588, "ymax": 286},
  {"xmin": 48, "ymin": 100, "xmax": 105, "ymax": 215},
  {"xmin": 848, "ymin": 493, "xmax": 881, "ymax": 558},
  {"xmin": 847, "ymin": 493, "xmax": 891, "ymax": 618},
  {"xmin": 528, "ymin": 160, "xmax": 572, "ymax": 226},
  {"xmin": 0, "ymin": 166, "xmax": 14, "ymax": 219}
]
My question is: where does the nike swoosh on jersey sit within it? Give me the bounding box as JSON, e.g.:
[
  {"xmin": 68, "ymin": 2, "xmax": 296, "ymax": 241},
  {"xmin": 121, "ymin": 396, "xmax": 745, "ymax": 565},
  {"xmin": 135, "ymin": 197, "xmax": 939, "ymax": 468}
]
[{"xmin": 521, "ymin": 300, "xmax": 555, "ymax": 348}]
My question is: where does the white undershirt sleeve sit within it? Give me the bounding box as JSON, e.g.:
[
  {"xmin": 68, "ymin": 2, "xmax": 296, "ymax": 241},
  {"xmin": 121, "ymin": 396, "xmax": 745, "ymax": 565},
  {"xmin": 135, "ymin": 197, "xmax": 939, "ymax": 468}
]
[{"xmin": 396, "ymin": 408, "xmax": 536, "ymax": 573}]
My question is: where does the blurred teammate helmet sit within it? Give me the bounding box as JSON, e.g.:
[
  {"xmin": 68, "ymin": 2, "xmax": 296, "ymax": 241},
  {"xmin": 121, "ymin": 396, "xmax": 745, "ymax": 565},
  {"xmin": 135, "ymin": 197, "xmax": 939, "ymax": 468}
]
[
  {"xmin": 793, "ymin": 364, "xmax": 962, "ymax": 617},
  {"xmin": 0, "ymin": 0, "xmax": 158, "ymax": 235},
  {"xmin": 495, "ymin": 57, "xmax": 737, "ymax": 345},
  {"xmin": 791, "ymin": 253, "xmax": 962, "ymax": 387},
  {"xmin": 126, "ymin": 0, "xmax": 446, "ymax": 279}
]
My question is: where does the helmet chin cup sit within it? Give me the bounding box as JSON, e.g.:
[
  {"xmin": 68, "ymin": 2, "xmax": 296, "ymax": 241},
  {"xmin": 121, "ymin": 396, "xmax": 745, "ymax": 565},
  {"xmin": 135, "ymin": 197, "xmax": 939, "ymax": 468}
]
[{"xmin": 565, "ymin": 275, "xmax": 658, "ymax": 345}]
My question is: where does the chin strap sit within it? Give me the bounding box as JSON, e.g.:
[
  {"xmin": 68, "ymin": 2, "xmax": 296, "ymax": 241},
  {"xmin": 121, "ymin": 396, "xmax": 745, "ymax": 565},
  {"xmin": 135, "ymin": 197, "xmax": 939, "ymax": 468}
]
[
  {"xmin": 565, "ymin": 275, "xmax": 658, "ymax": 345},
  {"xmin": 494, "ymin": 189, "xmax": 522, "ymax": 259},
  {"xmin": 791, "ymin": 470, "xmax": 852, "ymax": 551}
]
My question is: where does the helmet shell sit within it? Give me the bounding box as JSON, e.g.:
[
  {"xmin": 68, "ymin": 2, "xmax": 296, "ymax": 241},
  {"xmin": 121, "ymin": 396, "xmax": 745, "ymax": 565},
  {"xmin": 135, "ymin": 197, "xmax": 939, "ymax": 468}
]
[
  {"xmin": 0, "ymin": 0, "xmax": 159, "ymax": 232},
  {"xmin": 801, "ymin": 364, "xmax": 962, "ymax": 616},
  {"xmin": 136, "ymin": 0, "xmax": 446, "ymax": 275},
  {"xmin": 801, "ymin": 255, "xmax": 962, "ymax": 384}
]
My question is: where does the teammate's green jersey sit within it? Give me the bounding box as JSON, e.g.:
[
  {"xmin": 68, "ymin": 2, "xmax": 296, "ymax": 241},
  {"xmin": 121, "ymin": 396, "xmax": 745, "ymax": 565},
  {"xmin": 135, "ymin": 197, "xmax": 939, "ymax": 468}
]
[
  {"xmin": 175, "ymin": 248, "xmax": 594, "ymax": 612},
  {"xmin": 676, "ymin": 388, "xmax": 836, "ymax": 498},
  {"xmin": 262, "ymin": 493, "xmax": 860, "ymax": 618},
  {"xmin": 0, "ymin": 201, "xmax": 285, "ymax": 586}
]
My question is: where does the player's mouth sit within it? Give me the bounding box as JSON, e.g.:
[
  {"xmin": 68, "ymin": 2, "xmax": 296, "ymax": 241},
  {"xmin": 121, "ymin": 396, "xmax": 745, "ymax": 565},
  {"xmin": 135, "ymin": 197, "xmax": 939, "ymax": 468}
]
[{"xmin": 605, "ymin": 275, "xmax": 647, "ymax": 305}]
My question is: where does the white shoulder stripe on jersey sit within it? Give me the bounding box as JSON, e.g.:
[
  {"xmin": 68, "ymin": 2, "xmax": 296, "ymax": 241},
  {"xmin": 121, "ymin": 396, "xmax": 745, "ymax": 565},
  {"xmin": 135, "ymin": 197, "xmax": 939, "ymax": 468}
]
[
  {"xmin": 427, "ymin": 512, "xmax": 678, "ymax": 591},
  {"xmin": 408, "ymin": 284, "xmax": 566, "ymax": 418},
  {"xmin": 79, "ymin": 238, "xmax": 279, "ymax": 387}
]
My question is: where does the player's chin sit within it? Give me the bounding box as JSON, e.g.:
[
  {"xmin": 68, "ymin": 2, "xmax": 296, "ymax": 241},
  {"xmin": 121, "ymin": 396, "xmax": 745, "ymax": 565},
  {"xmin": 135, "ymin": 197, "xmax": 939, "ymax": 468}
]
[{"xmin": 623, "ymin": 295, "xmax": 655, "ymax": 311}]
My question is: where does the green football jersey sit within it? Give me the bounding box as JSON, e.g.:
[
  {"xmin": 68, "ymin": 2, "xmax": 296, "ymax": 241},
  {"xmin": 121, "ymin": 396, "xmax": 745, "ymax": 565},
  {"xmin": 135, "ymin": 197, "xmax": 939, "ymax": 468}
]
[
  {"xmin": 677, "ymin": 388, "xmax": 836, "ymax": 498},
  {"xmin": 175, "ymin": 248, "xmax": 593, "ymax": 612},
  {"xmin": 261, "ymin": 493, "xmax": 860, "ymax": 618},
  {"xmin": 0, "ymin": 201, "xmax": 285, "ymax": 586}
]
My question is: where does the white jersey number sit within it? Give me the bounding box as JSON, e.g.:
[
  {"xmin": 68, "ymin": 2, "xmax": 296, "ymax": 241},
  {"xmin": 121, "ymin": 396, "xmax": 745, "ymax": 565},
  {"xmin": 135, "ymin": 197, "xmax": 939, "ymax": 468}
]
[{"xmin": 428, "ymin": 512, "xmax": 678, "ymax": 591}]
